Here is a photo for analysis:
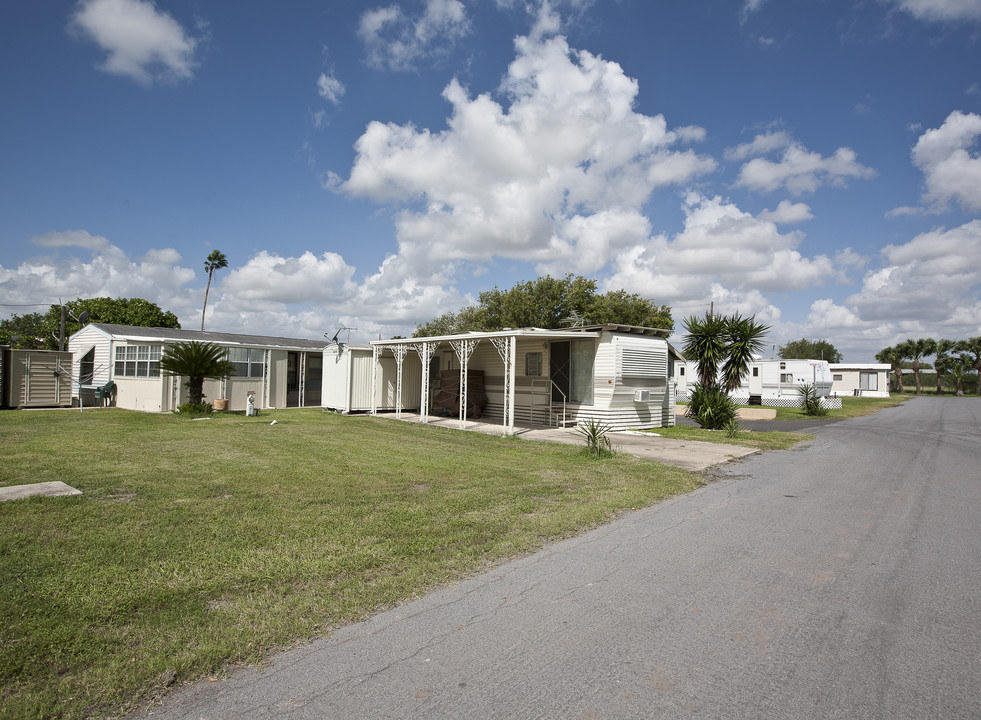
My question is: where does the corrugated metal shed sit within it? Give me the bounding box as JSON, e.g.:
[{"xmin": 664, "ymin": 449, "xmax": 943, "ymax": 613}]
[{"xmin": 1, "ymin": 349, "xmax": 73, "ymax": 409}]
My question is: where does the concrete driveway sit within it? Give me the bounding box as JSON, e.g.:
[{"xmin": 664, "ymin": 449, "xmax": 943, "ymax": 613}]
[{"xmin": 385, "ymin": 413, "xmax": 759, "ymax": 471}]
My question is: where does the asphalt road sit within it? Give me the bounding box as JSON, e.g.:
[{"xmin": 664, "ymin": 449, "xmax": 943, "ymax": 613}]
[{"xmin": 137, "ymin": 398, "xmax": 981, "ymax": 719}]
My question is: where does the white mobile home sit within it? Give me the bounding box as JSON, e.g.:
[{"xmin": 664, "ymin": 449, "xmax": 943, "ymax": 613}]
[
  {"xmin": 828, "ymin": 363, "xmax": 891, "ymax": 398},
  {"xmin": 676, "ymin": 358, "xmax": 834, "ymax": 406},
  {"xmin": 67, "ymin": 324, "xmax": 325, "ymax": 412},
  {"xmin": 369, "ymin": 325, "xmax": 682, "ymax": 433}
]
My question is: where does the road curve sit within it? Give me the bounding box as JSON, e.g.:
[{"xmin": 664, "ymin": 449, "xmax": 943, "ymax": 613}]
[{"xmin": 135, "ymin": 398, "xmax": 981, "ymax": 720}]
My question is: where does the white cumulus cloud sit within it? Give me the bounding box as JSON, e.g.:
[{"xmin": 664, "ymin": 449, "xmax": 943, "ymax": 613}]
[
  {"xmin": 342, "ymin": 29, "xmax": 715, "ymax": 295},
  {"xmin": 911, "ymin": 110, "xmax": 981, "ymax": 213},
  {"xmin": 68, "ymin": 0, "xmax": 202, "ymax": 85},
  {"xmin": 728, "ymin": 131, "xmax": 876, "ymax": 195}
]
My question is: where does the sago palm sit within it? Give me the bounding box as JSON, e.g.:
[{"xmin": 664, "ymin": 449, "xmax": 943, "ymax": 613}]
[{"xmin": 159, "ymin": 341, "xmax": 236, "ymax": 406}]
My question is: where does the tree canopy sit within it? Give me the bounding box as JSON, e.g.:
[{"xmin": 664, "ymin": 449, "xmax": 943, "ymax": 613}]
[
  {"xmin": 778, "ymin": 338, "xmax": 842, "ymax": 364},
  {"xmin": 0, "ymin": 298, "xmax": 180, "ymax": 350},
  {"xmin": 413, "ymin": 275, "xmax": 673, "ymax": 337}
]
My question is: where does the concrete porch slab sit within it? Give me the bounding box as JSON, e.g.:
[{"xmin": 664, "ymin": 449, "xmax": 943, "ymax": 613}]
[{"xmin": 0, "ymin": 481, "xmax": 83, "ymax": 502}]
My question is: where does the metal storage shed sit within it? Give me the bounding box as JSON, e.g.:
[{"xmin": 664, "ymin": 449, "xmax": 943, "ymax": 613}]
[
  {"xmin": 1, "ymin": 348, "xmax": 73, "ymax": 409},
  {"xmin": 322, "ymin": 343, "xmax": 421, "ymax": 414}
]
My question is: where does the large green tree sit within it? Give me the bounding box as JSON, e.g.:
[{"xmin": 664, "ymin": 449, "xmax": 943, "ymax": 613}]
[
  {"xmin": 413, "ymin": 275, "xmax": 672, "ymax": 337},
  {"xmin": 778, "ymin": 338, "xmax": 843, "ymax": 363},
  {"xmin": 159, "ymin": 341, "xmax": 236, "ymax": 406},
  {"xmin": 0, "ymin": 298, "xmax": 180, "ymax": 350}
]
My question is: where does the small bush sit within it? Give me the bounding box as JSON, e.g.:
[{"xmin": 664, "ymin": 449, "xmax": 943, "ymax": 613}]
[
  {"xmin": 798, "ymin": 383, "xmax": 828, "ymax": 416},
  {"xmin": 176, "ymin": 402, "xmax": 213, "ymax": 417},
  {"xmin": 724, "ymin": 417, "xmax": 741, "ymax": 438},
  {"xmin": 575, "ymin": 418, "xmax": 614, "ymax": 458},
  {"xmin": 686, "ymin": 385, "xmax": 738, "ymax": 430}
]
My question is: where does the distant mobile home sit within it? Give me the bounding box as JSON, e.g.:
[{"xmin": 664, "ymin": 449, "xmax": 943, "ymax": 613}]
[
  {"xmin": 368, "ymin": 324, "xmax": 683, "ymax": 432},
  {"xmin": 0, "ymin": 348, "xmax": 73, "ymax": 409},
  {"xmin": 828, "ymin": 363, "xmax": 891, "ymax": 398},
  {"xmin": 67, "ymin": 324, "xmax": 325, "ymax": 412}
]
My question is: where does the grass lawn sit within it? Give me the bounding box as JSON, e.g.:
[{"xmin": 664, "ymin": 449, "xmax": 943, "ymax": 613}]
[
  {"xmin": 651, "ymin": 425, "xmax": 812, "ymax": 452},
  {"xmin": 0, "ymin": 408, "xmax": 703, "ymax": 720},
  {"xmin": 770, "ymin": 395, "xmax": 907, "ymax": 420}
]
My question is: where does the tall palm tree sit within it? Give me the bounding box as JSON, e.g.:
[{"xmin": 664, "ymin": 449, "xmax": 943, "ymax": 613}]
[
  {"xmin": 721, "ymin": 314, "xmax": 771, "ymax": 392},
  {"xmin": 876, "ymin": 345, "xmax": 906, "ymax": 394},
  {"xmin": 900, "ymin": 338, "xmax": 933, "ymax": 395},
  {"xmin": 201, "ymin": 250, "xmax": 228, "ymax": 331},
  {"xmin": 681, "ymin": 312, "xmax": 770, "ymax": 429},
  {"xmin": 931, "ymin": 338, "xmax": 954, "ymax": 395},
  {"xmin": 159, "ymin": 341, "xmax": 236, "ymax": 406},
  {"xmin": 957, "ymin": 337, "xmax": 981, "ymax": 397},
  {"xmin": 681, "ymin": 312, "xmax": 730, "ymax": 389}
]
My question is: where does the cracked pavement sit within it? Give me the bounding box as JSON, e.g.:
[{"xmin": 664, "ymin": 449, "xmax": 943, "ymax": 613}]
[{"xmin": 133, "ymin": 398, "xmax": 981, "ymax": 719}]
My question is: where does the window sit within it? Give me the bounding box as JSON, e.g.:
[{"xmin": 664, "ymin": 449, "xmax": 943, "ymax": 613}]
[
  {"xmin": 679, "ymin": 367, "xmax": 685, "ymax": 376},
  {"xmin": 833, "ymin": 374, "xmax": 843, "ymax": 381},
  {"xmin": 859, "ymin": 372, "xmax": 878, "ymax": 391},
  {"xmin": 752, "ymin": 367, "xmax": 759, "ymax": 377},
  {"xmin": 525, "ymin": 352, "xmax": 542, "ymax": 376},
  {"xmin": 228, "ymin": 348, "xmax": 264, "ymax": 378},
  {"xmin": 114, "ymin": 345, "xmax": 161, "ymax": 377},
  {"xmin": 781, "ymin": 373, "xmax": 794, "ymax": 383}
]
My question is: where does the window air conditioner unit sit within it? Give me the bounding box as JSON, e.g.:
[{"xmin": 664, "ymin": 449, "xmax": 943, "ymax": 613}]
[{"xmin": 633, "ymin": 389, "xmax": 651, "ymax": 402}]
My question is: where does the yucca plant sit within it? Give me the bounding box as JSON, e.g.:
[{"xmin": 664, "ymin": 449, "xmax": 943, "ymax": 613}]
[
  {"xmin": 575, "ymin": 418, "xmax": 614, "ymax": 458},
  {"xmin": 798, "ymin": 383, "xmax": 827, "ymax": 416}
]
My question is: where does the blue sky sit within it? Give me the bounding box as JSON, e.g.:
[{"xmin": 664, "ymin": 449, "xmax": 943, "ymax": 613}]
[{"xmin": 1, "ymin": 0, "xmax": 979, "ymax": 360}]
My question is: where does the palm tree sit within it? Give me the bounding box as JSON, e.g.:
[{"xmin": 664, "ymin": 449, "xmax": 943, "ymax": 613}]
[
  {"xmin": 931, "ymin": 338, "xmax": 955, "ymax": 395},
  {"xmin": 900, "ymin": 338, "xmax": 933, "ymax": 395},
  {"xmin": 949, "ymin": 353, "xmax": 972, "ymax": 395},
  {"xmin": 682, "ymin": 312, "xmax": 770, "ymax": 429},
  {"xmin": 201, "ymin": 250, "xmax": 228, "ymax": 331},
  {"xmin": 721, "ymin": 314, "xmax": 770, "ymax": 391},
  {"xmin": 876, "ymin": 345, "xmax": 906, "ymax": 394},
  {"xmin": 682, "ymin": 312, "xmax": 730, "ymax": 389},
  {"xmin": 159, "ymin": 341, "xmax": 236, "ymax": 406},
  {"xmin": 957, "ymin": 337, "xmax": 981, "ymax": 396}
]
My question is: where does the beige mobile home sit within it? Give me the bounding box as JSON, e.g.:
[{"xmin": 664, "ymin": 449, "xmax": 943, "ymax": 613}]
[
  {"xmin": 369, "ymin": 325, "xmax": 681, "ymax": 433},
  {"xmin": 0, "ymin": 348, "xmax": 73, "ymax": 409},
  {"xmin": 828, "ymin": 363, "xmax": 891, "ymax": 397},
  {"xmin": 67, "ymin": 324, "xmax": 325, "ymax": 413}
]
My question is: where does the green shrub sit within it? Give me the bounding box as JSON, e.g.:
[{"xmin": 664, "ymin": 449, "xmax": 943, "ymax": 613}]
[
  {"xmin": 686, "ymin": 384, "xmax": 738, "ymax": 430},
  {"xmin": 176, "ymin": 402, "xmax": 213, "ymax": 417}
]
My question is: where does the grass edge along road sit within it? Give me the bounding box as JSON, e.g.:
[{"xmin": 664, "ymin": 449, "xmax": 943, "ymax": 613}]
[{"xmin": 2, "ymin": 408, "xmax": 711, "ymax": 720}]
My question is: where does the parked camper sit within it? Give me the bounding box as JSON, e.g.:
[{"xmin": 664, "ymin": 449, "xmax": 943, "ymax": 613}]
[{"xmin": 676, "ymin": 358, "xmax": 834, "ymax": 406}]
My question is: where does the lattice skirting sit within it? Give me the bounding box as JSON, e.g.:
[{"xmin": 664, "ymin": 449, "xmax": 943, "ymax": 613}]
[{"xmin": 675, "ymin": 392, "xmax": 842, "ymax": 410}]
